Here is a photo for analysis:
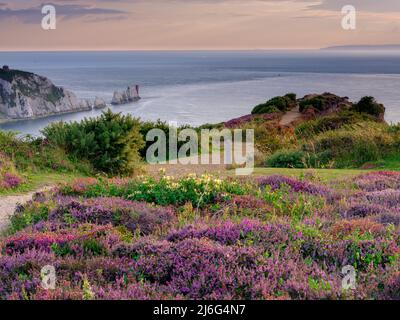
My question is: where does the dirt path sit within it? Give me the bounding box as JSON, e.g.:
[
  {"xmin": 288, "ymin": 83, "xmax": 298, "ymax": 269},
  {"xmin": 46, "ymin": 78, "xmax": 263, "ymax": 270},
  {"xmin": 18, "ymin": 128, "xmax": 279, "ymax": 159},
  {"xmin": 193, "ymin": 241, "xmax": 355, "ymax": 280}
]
[
  {"xmin": 279, "ymin": 106, "xmax": 302, "ymax": 126},
  {"xmin": 0, "ymin": 188, "xmax": 50, "ymax": 232}
]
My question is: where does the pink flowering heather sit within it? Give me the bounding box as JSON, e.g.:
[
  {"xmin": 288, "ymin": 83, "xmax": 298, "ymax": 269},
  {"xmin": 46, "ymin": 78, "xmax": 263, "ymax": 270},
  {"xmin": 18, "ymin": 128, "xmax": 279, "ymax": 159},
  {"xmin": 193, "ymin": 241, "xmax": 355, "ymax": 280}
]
[
  {"xmin": 167, "ymin": 219, "xmax": 299, "ymax": 249},
  {"xmin": 49, "ymin": 197, "xmax": 175, "ymax": 235},
  {"xmin": 3, "ymin": 224, "xmax": 119, "ymax": 256},
  {"xmin": 329, "ymin": 219, "xmax": 386, "ymax": 238},
  {"xmin": 354, "ymin": 171, "xmax": 400, "ymax": 192},
  {"xmin": 1, "ymin": 171, "xmax": 399, "ymax": 300},
  {"xmin": 113, "ymin": 237, "xmax": 348, "ymax": 300},
  {"xmin": 340, "ymin": 188, "xmax": 400, "ymax": 224},
  {"xmin": 224, "ymin": 195, "xmax": 273, "ymax": 210},
  {"xmin": 63, "ymin": 177, "xmax": 99, "ymax": 194},
  {"xmin": 362, "ymin": 189, "xmax": 400, "ymax": 207},
  {"xmin": 376, "ymin": 213, "xmax": 400, "ymax": 226},
  {"xmin": 257, "ymin": 175, "xmax": 334, "ymax": 198},
  {"xmin": 300, "ymin": 237, "xmax": 399, "ymax": 272},
  {"xmin": 340, "ymin": 203, "xmax": 398, "ymax": 219},
  {"xmin": 0, "ymin": 172, "xmax": 23, "ymax": 189},
  {"xmin": 0, "ymin": 249, "xmax": 56, "ymax": 299}
]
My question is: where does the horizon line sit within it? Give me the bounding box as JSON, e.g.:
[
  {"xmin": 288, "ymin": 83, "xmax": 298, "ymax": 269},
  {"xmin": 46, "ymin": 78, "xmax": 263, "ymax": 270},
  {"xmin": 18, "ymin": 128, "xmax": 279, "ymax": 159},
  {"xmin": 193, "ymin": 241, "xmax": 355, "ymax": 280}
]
[
  {"xmin": 0, "ymin": 48, "xmax": 322, "ymax": 53},
  {"xmin": 2, "ymin": 44, "xmax": 400, "ymax": 53}
]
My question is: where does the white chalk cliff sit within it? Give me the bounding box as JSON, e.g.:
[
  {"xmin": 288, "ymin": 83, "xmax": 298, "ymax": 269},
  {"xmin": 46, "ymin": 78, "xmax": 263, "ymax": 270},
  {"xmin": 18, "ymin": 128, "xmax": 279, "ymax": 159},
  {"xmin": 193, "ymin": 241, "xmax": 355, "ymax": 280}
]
[
  {"xmin": 111, "ymin": 85, "xmax": 141, "ymax": 105},
  {"xmin": 0, "ymin": 67, "xmax": 91, "ymax": 120}
]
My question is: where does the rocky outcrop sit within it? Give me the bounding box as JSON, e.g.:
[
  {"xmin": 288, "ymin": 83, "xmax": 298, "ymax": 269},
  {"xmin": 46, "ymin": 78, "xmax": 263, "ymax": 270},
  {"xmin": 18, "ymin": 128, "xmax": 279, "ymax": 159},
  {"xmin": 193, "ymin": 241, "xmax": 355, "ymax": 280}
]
[
  {"xmin": 0, "ymin": 67, "xmax": 91, "ymax": 120},
  {"xmin": 79, "ymin": 99, "xmax": 92, "ymax": 110},
  {"xmin": 93, "ymin": 97, "xmax": 107, "ymax": 109},
  {"xmin": 298, "ymin": 92, "xmax": 352, "ymax": 115},
  {"xmin": 296, "ymin": 93, "xmax": 386, "ymax": 122},
  {"xmin": 111, "ymin": 85, "xmax": 141, "ymax": 105}
]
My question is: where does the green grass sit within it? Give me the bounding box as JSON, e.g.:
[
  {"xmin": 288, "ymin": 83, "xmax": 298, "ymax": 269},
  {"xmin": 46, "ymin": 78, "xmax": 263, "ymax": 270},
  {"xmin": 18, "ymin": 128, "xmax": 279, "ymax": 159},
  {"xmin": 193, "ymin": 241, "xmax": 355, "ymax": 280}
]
[
  {"xmin": 2, "ymin": 161, "xmax": 399, "ymax": 197},
  {"xmin": 252, "ymin": 156, "xmax": 400, "ymax": 182},
  {"xmin": 251, "ymin": 167, "xmax": 372, "ymax": 182},
  {"xmin": 370, "ymin": 155, "xmax": 400, "ymax": 171},
  {"xmin": 0, "ymin": 172, "xmax": 85, "ymax": 196}
]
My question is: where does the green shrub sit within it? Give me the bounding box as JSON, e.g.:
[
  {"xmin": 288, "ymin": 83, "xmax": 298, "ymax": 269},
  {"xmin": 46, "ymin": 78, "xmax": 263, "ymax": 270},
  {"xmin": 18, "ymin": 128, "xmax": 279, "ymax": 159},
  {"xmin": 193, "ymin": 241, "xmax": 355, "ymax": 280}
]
[
  {"xmin": 10, "ymin": 203, "xmax": 50, "ymax": 233},
  {"xmin": 252, "ymin": 104, "xmax": 280, "ymax": 114},
  {"xmin": 299, "ymin": 97, "xmax": 324, "ymax": 113},
  {"xmin": 139, "ymin": 120, "xmax": 197, "ymax": 160},
  {"xmin": 298, "ymin": 93, "xmax": 350, "ymax": 113},
  {"xmin": 0, "ymin": 130, "xmax": 90, "ymax": 174},
  {"xmin": 242, "ymin": 122, "xmax": 296, "ymax": 156},
  {"xmin": 63, "ymin": 174, "xmax": 247, "ymax": 208},
  {"xmin": 252, "ymin": 93, "xmax": 296, "ymax": 115},
  {"xmin": 266, "ymin": 150, "xmax": 307, "ymax": 168},
  {"xmin": 263, "ymin": 185, "xmax": 325, "ymax": 220},
  {"xmin": 42, "ymin": 110, "xmax": 145, "ymax": 175},
  {"xmin": 303, "ymin": 123, "xmax": 395, "ymax": 168},
  {"xmin": 352, "ymin": 96, "xmax": 385, "ymax": 118},
  {"xmin": 285, "ymin": 93, "xmax": 297, "ymax": 102},
  {"xmin": 295, "ymin": 111, "xmax": 377, "ymax": 139}
]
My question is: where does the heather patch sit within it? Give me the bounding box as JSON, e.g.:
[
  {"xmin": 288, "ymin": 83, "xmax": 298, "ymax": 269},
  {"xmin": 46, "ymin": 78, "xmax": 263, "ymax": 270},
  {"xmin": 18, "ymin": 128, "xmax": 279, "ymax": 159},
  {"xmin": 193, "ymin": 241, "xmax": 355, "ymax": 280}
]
[
  {"xmin": 1, "ymin": 172, "xmax": 399, "ymax": 300},
  {"xmin": 353, "ymin": 171, "xmax": 400, "ymax": 192},
  {"xmin": 257, "ymin": 175, "xmax": 335, "ymax": 199},
  {"xmin": 10, "ymin": 196, "xmax": 175, "ymax": 236},
  {"xmin": 0, "ymin": 152, "xmax": 24, "ymax": 190},
  {"xmin": 49, "ymin": 197, "xmax": 175, "ymax": 235}
]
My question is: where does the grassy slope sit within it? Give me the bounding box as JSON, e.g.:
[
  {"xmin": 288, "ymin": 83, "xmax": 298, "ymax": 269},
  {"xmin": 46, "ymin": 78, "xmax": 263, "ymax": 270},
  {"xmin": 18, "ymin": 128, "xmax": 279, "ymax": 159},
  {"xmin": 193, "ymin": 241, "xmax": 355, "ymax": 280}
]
[
  {"xmin": 371, "ymin": 155, "xmax": 400, "ymax": 171},
  {"xmin": 0, "ymin": 172, "xmax": 85, "ymax": 196},
  {"xmin": 251, "ymin": 167, "xmax": 370, "ymax": 181},
  {"xmin": 0, "ymin": 166, "xmax": 368, "ymax": 196}
]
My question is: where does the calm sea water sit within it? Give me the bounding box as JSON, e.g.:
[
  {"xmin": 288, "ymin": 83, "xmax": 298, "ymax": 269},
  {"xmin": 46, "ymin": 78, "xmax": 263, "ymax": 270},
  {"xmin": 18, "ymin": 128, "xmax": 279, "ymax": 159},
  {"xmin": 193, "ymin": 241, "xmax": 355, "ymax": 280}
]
[{"xmin": 1, "ymin": 50, "xmax": 400, "ymax": 135}]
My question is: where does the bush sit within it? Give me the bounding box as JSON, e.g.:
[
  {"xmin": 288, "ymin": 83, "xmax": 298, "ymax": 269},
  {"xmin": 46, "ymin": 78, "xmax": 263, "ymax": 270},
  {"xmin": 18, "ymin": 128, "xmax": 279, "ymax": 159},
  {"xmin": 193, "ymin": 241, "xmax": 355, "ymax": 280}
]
[
  {"xmin": 295, "ymin": 111, "xmax": 377, "ymax": 139},
  {"xmin": 252, "ymin": 94, "xmax": 296, "ymax": 115},
  {"xmin": 298, "ymin": 93, "xmax": 350, "ymax": 113},
  {"xmin": 0, "ymin": 130, "xmax": 90, "ymax": 174},
  {"xmin": 353, "ymin": 96, "xmax": 385, "ymax": 118},
  {"xmin": 242, "ymin": 122, "xmax": 296, "ymax": 157},
  {"xmin": 265, "ymin": 149, "xmax": 331, "ymax": 169},
  {"xmin": 302, "ymin": 123, "xmax": 395, "ymax": 168},
  {"xmin": 285, "ymin": 93, "xmax": 297, "ymax": 102},
  {"xmin": 60, "ymin": 174, "xmax": 247, "ymax": 208},
  {"xmin": 266, "ymin": 150, "xmax": 307, "ymax": 168},
  {"xmin": 48, "ymin": 197, "xmax": 175, "ymax": 235},
  {"xmin": 299, "ymin": 97, "xmax": 325, "ymax": 113},
  {"xmin": 0, "ymin": 152, "xmax": 23, "ymax": 190},
  {"xmin": 139, "ymin": 120, "xmax": 197, "ymax": 161},
  {"xmin": 42, "ymin": 110, "xmax": 144, "ymax": 175}
]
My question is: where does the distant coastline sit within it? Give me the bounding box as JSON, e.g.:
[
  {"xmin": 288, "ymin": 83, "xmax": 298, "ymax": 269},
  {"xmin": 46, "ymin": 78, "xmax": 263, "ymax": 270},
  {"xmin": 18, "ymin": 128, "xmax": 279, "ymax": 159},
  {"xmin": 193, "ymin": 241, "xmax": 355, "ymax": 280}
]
[
  {"xmin": 322, "ymin": 44, "xmax": 400, "ymax": 51},
  {"xmin": 1, "ymin": 50, "xmax": 400, "ymax": 135},
  {"xmin": 0, "ymin": 107, "xmax": 96, "ymax": 125}
]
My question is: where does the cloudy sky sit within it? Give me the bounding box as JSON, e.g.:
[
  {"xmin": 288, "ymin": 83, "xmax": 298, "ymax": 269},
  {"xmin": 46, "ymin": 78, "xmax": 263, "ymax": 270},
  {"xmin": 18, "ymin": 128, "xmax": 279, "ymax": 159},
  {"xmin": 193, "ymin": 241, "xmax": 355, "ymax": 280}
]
[{"xmin": 1, "ymin": 0, "xmax": 399, "ymax": 50}]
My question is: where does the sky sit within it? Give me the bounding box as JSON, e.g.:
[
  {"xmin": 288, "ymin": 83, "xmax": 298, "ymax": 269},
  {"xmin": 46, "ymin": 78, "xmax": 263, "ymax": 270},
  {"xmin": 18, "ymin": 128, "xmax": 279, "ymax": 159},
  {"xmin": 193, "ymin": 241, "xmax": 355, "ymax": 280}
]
[{"xmin": 0, "ymin": 0, "xmax": 399, "ymax": 51}]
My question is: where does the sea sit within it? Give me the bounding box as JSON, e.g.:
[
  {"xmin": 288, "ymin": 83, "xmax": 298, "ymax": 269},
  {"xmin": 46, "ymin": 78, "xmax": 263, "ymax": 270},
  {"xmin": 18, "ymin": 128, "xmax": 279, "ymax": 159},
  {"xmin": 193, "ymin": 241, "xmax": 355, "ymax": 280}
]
[{"xmin": 1, "ymin": 50, "xmax": 400, "ymax": 136}]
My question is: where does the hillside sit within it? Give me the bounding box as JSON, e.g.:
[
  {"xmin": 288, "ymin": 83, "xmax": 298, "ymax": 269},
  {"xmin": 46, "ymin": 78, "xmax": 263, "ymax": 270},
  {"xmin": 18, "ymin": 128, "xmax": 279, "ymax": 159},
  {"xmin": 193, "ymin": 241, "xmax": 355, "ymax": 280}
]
[
  {"xmin": 0, "ymin": 93, "xmax": 398, "ymax": 300},
  {"xmin": 0, "ymin": 168, "xmax": 399, "ymax": 300},
  {"xmin": 0, "ymin": 66, "xmax": 91, "ymax": 120}
]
